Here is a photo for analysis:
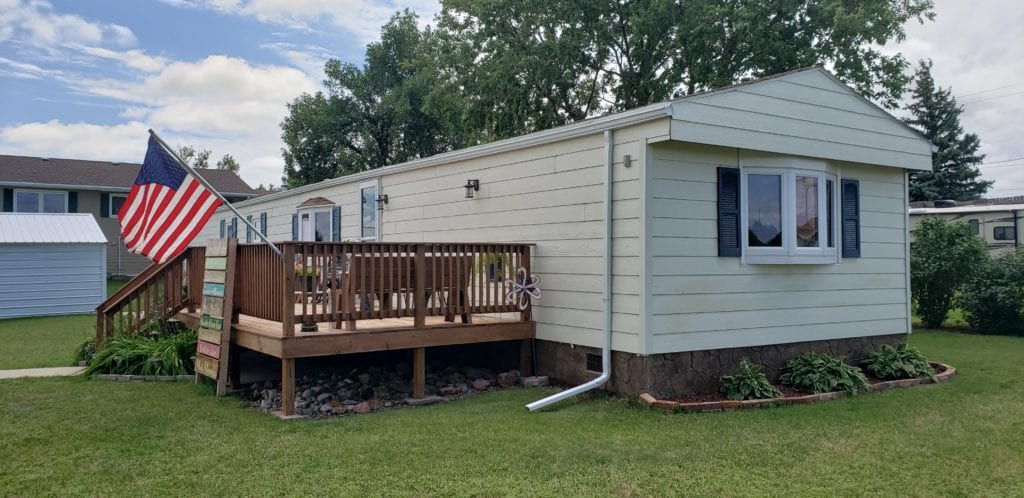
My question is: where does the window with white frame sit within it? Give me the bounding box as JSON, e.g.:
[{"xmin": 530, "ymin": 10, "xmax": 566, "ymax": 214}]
[
  {"xmin": 14, "ymin": 189, "xmax": 67, "ymax": 213},
  {"xmin": 298, "ymin": 208, "xmax": 333, "ymax": 242},
  {"xmin": 360, "ymin": 183, "xmax": 377, "ymax": 240},
  {"xmin": 741, "ymin": 169, "xmax": 838, "ymax": 263},
  {"xmin": 109, "ymin": 194, "xmax": 127, "ymax": 219}
]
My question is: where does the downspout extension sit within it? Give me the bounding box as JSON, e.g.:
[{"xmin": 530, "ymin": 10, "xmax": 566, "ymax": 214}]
[{"xmin": 526, "ymin": 129, "xmax": 615, "ymax": 411}]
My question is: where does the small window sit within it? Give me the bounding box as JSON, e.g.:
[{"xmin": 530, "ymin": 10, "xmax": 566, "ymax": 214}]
[
  {"xmin": 297, "ymin": 207, "xmax": 333, "ymax": 242},
  {"xmin": 741, "ymin": 168, "xmax": 838, "ymax": 264},
  {"xmin": 968, "ymin": 219, "xmax": 980, "ymax": 235},
  {"xmin": 14, "ymin": 190, "xmax": 67, "ymax": 213},
  {"xmin": 361, "ymin": 183, "xmax": 377, "ymax": 240},
  {"xmin": 110, "ymin": 195, "xmax": 127, "ymax": 219},
  {"xmin": 994, "ymin": 226, "xmax": 1016, "ymax": 241}
]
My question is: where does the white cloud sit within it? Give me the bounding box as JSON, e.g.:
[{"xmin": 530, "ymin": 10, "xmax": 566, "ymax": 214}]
[
  {"xmin": 889, "ymin": 1, "xmax": 1024, "ymax": 197},
  {"xmin": 161, "ymin": 0, "xmax": 441, "ymax": 44},
  {"xmin": 0, "ymin": 120, "xmax": 151, "ymax": 160},
  {"xmin": 0, "ymin": 0, "xmax": 137, "ymax": 48},
  {"xmin": 77, "ymin": 46, "xmax": 168, "ymax": 73},
  {"xmin": 261, "ymin": 42, "xmax": 336, "ymax": 77}
]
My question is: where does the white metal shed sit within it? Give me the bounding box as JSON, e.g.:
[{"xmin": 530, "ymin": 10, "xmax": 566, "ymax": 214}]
[{"xmin": 0, "ymin": 213, "xmax": 108, "ymax": 319}]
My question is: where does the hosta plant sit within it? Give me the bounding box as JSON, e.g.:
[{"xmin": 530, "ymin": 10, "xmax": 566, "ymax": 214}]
[
  {"xmin": 863, "ymin": 344, "xmax": 934, "ymax": 381},
  {"xmin": 721, "ymin": 359, "xmax": 782, "ymax": 400},
  {"xmin": 779, "ymin": 352, "xmax": 868, "ymax": 395}
]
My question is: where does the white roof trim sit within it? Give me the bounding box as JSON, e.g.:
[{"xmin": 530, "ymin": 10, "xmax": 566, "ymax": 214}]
[{"xmin": 910, "ymin": 204, "xmax": 1024, "ymax": 215}]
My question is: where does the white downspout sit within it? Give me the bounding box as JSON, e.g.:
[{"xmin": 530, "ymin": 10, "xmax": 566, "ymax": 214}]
[{"xmin": 526, "ymin": 129, "xmax": 614, "ymax": 411}]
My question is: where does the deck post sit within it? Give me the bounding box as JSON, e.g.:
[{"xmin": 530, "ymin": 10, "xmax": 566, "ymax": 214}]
[
  {"xmin": 519, "ymin": 245, "xmax": 532, "ymax": 322},
  {"xmin": 412, "ymin": 347, "xmax": 425, "ymax": 399},
  {"xmin": 414, "ymin": 245, "xmax": 426, "ymax": 329},
  {"xmin": 282, "ymin": 244, "xmax": 295, "ymax": 337},
  {"xmin": 520, "ymin": 339, "xmax": 534, "ymax": 377},
  {"xmin": 281, "ymin": 358, "xmax": 296, "ymax": 416}
]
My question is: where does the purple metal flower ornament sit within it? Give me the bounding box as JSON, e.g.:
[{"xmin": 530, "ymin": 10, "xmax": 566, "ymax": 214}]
[{"xmin": 505, "ymin": 267, "xmax": 541, "ymax": 311}]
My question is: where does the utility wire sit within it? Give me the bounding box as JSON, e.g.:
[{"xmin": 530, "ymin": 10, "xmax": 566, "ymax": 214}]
[
  {"xmin": 957, "ymin": 81, "xmax": 1024, "ymax": 98},
  {"xmin": 961, "ymin": 90, "xmax": 1024, "ymax": 105}
]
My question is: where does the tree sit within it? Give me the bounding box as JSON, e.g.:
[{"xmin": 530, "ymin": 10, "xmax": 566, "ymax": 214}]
[
  {"xmin": 177, "ymin": 145, "xmax": 211, "ymax": 169},
  {"xmin": 959, "ymin": 248, "xmax": 1024, "ymax": 336},
  {"xmin": 910, "ymin": 216, "xmax": 988, "ymax": 329},
  {"xmin": 904, "ymin": 60, "xmax": 992, "ymax": 201},
  {"xmin": 216, "ymin": 154, "xmax": 240, "ymax": 173},
  {"xmin": 281, "ymin": 11, "xmax": 453, "ymax": 188},
  {"xmin": 433, "ymin": 0, "xmax": 935, "ymax": 141}
]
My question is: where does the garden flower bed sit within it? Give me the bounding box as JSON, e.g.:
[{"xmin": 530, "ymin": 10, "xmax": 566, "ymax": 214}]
[{"xmin": 640, "ymin": 362, "xmax": 955, "ymax": 412}]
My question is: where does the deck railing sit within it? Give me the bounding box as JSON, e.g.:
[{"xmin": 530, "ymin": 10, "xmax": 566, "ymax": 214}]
[
  {"xmin": 95, "ymin": 246, "xmax": 205, "ymax": 343},
  {"xmin": 233, "ymin": 242, "xmax": 533, "ymax": 334}
]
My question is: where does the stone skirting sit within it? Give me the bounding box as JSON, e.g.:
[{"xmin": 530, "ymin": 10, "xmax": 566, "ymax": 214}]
[{"xmin": 534, "ymin": 334, "xmax": 906, "ymax": 398}]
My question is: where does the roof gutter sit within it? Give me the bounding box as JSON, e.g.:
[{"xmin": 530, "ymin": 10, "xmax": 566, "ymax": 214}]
[{"xmin": 526, "ymin": 128, "xmax": 616, "ymax": 411}]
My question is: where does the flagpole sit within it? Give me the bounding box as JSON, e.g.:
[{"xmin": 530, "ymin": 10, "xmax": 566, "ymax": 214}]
[{"xmin": 147, "ymin": 129, "xmax": 285, "ymax": 261}]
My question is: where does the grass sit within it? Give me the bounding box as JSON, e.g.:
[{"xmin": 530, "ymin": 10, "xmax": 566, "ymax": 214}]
[
  {"xmin": 911, "ymin": 307, "xmax": 969, "ymax": 329},
  {"xmin": 2, "ymin": 330, "xmax": 1023, "ymax": 496},
  {"xmin": 0, "ymin": 279, "xmax": 126, "ymax": 370}
]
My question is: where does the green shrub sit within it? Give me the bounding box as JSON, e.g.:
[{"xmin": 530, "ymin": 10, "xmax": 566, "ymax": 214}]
[
  {"xmin": 720, "ymin": 359, "xmax": 782, "ymax": 400},
  {"xmin": 72, "ymin": 338, "xmax": 97, "ymax": 365},
  {"xmin": 913, "ymin": 217, "xmax": 983, "ymax": 327},
  {"xmin": 779, "ymin": 352, "xmax": 868, "ymax": 395},
  {"xmin": 84, "ymin": 328, "xmax": 197, "ymax": 377},
  {"xmin": 911, "ymin": 216, "xmax": 989, "ymax": 329},
  {"xmin": 862, "ymin": 344, "xmax": 934, "ymax": 380},
  {"xmin": 959, "ymin": 248, "xmax": 1024, "ymax": 336}
]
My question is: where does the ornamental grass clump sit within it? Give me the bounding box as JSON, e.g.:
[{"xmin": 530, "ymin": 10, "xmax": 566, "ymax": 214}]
[
  {"xmin": 779, "ymin": 352, "xmax": 868, "ymax": 395},
  {"xmin": 863, "ymin": 344, "xmax": 934, "ymax": 381},
  {"xmin": 720, "ymin": 359, "xmax": 782, "ymax": 401},
  {"xmin": 84, "ymin": 328, "xmax": 197, "ymax": 377}
]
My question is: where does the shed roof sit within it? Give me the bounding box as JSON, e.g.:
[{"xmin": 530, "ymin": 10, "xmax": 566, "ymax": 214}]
[
  {"xmin": 0, "ymin": 155, "xmax": 260, "ymax": 197},
  {"xmin": 0, "ymin": 213, "xmax": 108, "ymax": 244}
]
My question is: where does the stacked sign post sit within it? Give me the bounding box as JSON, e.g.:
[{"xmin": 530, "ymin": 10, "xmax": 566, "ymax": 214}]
[{"xmin": 195, "ymin": 238, "xmax": 238, "ymax": 396}]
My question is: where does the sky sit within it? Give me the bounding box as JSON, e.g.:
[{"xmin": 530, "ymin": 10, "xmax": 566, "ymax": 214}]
[{"xmin": 0, "ymin": 0, "xmax": 1022, "ymax": 195}]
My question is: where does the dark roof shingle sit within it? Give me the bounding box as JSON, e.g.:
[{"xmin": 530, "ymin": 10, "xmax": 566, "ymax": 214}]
[{"xmin": 0, "ymin": 155, "xmax": 259, "ymax": 196}]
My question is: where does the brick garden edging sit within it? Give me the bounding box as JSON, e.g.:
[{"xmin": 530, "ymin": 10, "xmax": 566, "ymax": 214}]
[
  {"xmin": 91, "ymin": 374, "xmax": 195, "ymax": 382},
  {"xmin": 639, "ymin": 362, "xmax": 956, "ymax": 413}
]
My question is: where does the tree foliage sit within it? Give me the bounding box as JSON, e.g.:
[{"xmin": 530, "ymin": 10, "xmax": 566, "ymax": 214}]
[
  {"xmin": 216, "ymin": 154, "xmax": 240, "ymax": 173},
  {"xmin": 177, "ymin": 145, "xmax": 240, "ymax": 173},
  {"xmin": 910, "ymin": 216, "xmax": 988, "ymax": 329},
  {"xmin": 904, "ymin": 60, "xmax": 991, "ymax": 201},
  {"xmin": 281, "ymin": 11, "xmax": 453, "ymax": 187},
  {"xmin": 959, "ymin": 249, "xmax": 1024, "ymax": 336},
  {"xmin": 280, "ymin": 1, "xmax": 935, "ymax": 186}
]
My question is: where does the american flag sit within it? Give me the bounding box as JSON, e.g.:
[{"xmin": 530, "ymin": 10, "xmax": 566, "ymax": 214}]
[{"xmin": 119, "ymin": 136, "xmax": 222, "ymax": 263}]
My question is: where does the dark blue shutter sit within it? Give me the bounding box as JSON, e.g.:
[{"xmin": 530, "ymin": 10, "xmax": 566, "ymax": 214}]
[
  {"xmin": 291, "ymin": 214, "xmax": 298, "ymax": 241},
  {"xmin": 246, "ymin": 215, "xmax": 253, "ymax": 243},
  {"xmin": 230, "ymin": 217, "xmax": 238, "ymax": 238},
  {"xmin": 717, "ymin": 167, "xmax": 742, "ymax": 256},
  {"xmin": 100, "ymin": 193, "xmax": 110, "ymax": 217},
  {"xmin": 841, "ymin": 179, "xmax": 861, "ymax": 258},
  {"xmin": 67, "ymin": 192, "xmax": 78, "ymax": 213},
  {"xmin": 260, "ymin": 212, "xmax": 267, "ymax": 235},
  {"xmin": 331, "ymin": 205, "xmax": 342, "ymax": 241},
  {"xmin": 2, "ymin": 189, "xmax": 12, "ymax": 212},
  {"xmin": 219, "ymin": 219, "xmax": 226, "ymax": 238}
]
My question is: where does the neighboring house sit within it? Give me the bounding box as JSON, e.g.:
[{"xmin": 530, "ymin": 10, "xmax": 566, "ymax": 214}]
[
  {"xmin": 0, "ymin": 155, "xmax": 261, "ymax": 277},
  {"xmin": 909, "ymin": 198, "xmax": 1022, "ymax": 254},
  {"xmin": 197, "ymin": 67, "xmax": 933, "ymax": 398},
  {"xmin": 0, "ymin": 213, "xmax": 107, "ymax": 318}
]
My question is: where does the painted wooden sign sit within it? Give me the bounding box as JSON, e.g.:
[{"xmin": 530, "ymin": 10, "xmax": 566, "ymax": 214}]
[
  {"xmin": 195, "ymin": 238, "xmax": 238, "ymax": 396},
  {"xmin": 197, "ymin": 328, "xmax": 221, "ymax": 345},
  {"xmin": 203, "ymin": 282, "xmax": 225, "ymax": 298},
  {"xmin": 200, "ymin": 314, "xmax": 223, "ymax": 331},
  {"xmin": 205, "ymin": 257, "xmax": 227, "ymax": 270},
  {"xmin": 195, "ymin": 355, "xmax": 219, "ymax": 379},
  {"xmin": 197, "ymin": 340, "xmax": 221, "ymax": 359}
]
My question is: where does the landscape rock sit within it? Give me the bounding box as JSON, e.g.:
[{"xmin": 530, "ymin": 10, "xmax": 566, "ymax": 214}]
[
  {"xmin": 497, "ymin": 372, "xmax": 519, "ymax": 387},
  {"xmin": 352, "ymin": 402, "xmax": 371, "ymax": 414},
  {"xmin": 472, "ymin": 379, "xmax": 491, "ymax": 391}
]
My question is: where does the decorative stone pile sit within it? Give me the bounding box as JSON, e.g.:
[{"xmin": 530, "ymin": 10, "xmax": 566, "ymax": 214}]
[{"xmin": 248, "ymin": 364, "xmax": 534, "ymax": 418}]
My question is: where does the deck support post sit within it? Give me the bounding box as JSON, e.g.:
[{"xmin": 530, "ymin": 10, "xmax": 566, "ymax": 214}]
[
  {"xmin": 412, "ymin": 347, "xmax": 425, "ymax": 399},
  {"xmin": 520, "ymin": 339, "xmax": 534, "ymax": 377},
  {"xmin": 281, "ymin": 358, "xmax": 295, "ymax": 416}
]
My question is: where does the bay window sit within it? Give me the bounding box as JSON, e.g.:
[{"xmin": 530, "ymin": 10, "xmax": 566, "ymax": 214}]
[{"xmin": 740, "ymin": 169, "xmax": 839, "ymax": 264}]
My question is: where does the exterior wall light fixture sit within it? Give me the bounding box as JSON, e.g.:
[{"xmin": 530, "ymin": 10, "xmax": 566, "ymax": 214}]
[
  {"xmin": 464, "ymin": 179, "xmax": 480, "ymax": 199},
  {"xmin": 375, "ymin": 194, "xmax": 388, "ymax": 210}
]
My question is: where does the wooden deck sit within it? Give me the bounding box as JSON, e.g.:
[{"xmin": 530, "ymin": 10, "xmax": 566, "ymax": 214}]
[{"xmin": 177, "ymin": 311, "xmax": 534, "ymax": 359}]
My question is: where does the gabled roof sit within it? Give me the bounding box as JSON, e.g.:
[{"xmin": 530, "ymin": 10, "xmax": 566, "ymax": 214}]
[
  {"xmin": 0, "ymin": 155, "xmax": 260, "ymax": 197},
  {"xmin": 0, "ymin": 213, "xmax": 107, "ymax": 244}
]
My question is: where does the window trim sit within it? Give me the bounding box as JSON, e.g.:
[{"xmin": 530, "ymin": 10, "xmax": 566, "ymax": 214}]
[
  {"xmin": 739, "ymin": 168, "xmax": 839, "ymax": 265},
  {"xmin": 359, "ymin": 181, "xmax": 378, "ymax": 241},
  {"xmin": 13, "ymin": 189, "xmax": 68, "ymax": 213},
  {"xmin": 109, "ymin": 194, "xmax": 128, "ymax": 219},
  {"xmin": 296, "ymin": 206, "xmax": 334, "ymax": 242}
]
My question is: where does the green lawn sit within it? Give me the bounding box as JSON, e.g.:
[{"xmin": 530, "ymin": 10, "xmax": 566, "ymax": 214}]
[
  {"xmin": 1, "ymin": 330, "xmax": 1023, "ymax": 496},
  {"xmin": 0, "ymin": 314, "xmax": 93, "ymax": 369}
]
